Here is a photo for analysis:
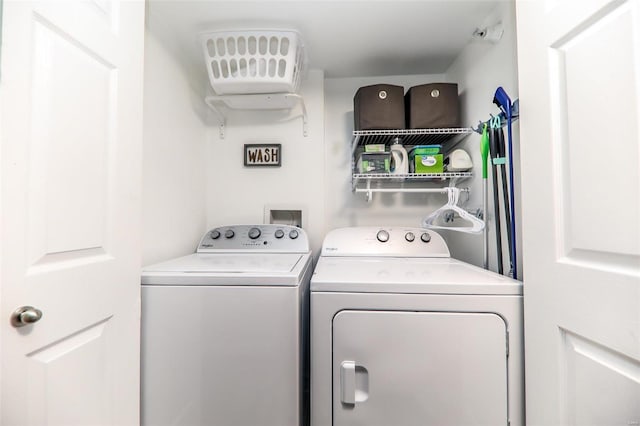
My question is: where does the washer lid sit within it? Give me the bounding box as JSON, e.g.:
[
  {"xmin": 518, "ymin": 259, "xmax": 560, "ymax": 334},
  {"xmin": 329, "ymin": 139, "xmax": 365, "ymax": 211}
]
[
  {"xmin": 142, "ymin": 253, "xmax": 311, "ymax": 286},
  {"xmin": 311, "ymin": 256, "xmax": 522, "ymax": 295}
]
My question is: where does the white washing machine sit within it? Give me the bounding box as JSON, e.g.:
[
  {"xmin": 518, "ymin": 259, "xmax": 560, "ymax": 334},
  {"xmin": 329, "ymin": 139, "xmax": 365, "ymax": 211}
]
[
  {"xmin": 141, "ymin": 224, "xmax": 312, "ymax": 426},
  {"xmin": 310, "ymin": 227, "xmax": 524, "ymax": 426}
]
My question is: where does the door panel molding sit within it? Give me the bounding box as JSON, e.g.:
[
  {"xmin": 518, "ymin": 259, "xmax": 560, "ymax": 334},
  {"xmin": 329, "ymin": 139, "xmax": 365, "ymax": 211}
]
[
  {"xmin": 560, "ymin": 248, "xmax": 640, "ymax": 276},
  {"xmin": 27, "ymin": 316, "xmax": 111, "ymax": 362},
  {"xmin": 27, "ymin": 13, "xmax": 117, "ymax": 266},
  {"xmin": 560, "ymin": 328, "xmax": 640, "ymax": 425},
  {"xmin": 547, "ymin": 0, "xmax": 640, "ymax": 261}
]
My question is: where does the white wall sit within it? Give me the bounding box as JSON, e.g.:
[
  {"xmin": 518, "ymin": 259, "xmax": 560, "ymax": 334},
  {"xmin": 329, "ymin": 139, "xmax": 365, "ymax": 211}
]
[
  {"xmin": 204, "ymin": 70, "xmax": 326, "ymax": 255},
  {"xmin": 144, "ymin": 2, "xmax": 520, "ymax": 272},
  {"xmin": 141, "ymin": 29, "xmax": 208, "ymax": 265},
  {"xmin": 445, "ymin": 1, "xmax": 521, "ymax": 275}
]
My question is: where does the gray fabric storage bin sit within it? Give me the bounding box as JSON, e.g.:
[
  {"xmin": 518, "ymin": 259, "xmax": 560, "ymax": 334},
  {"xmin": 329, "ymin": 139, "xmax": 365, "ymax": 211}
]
[
  {"xmin": 405, "ymin": 83, "xmax": 460, "ymax": 128},
  {"xmin": 354, "ymin": 84, "xmax": 405, "ymax": 130}
]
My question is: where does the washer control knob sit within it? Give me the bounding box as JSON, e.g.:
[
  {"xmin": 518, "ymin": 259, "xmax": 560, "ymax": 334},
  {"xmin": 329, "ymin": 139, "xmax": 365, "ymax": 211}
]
[
  {"xmin": 405, "ymin": 232, "xmax": 415, "ymax": 242},
  {"xmin": 210, "ymin": 230, "xmax": 221, "ymax": 239},
  {"xmin": 274, "ymin": 229, "xmax": 285, "ymax": 239},
  {"xmin": 248, "ymin": 227, "xmax": 261, "ymax": 239},
  {"xmin": 289, "ymin": 229, "xmax": 299, "ymax": 239},
  {"xmin": 225, "ymin": 229, "xmax": 235, "ymax": 239},
  {"xmin": 377, "ymin": 230, "xmax": 390, "ymax": 243},
  {"xmin": 421, "ymin": 232, "xmax": 431, "ymax": 243}
]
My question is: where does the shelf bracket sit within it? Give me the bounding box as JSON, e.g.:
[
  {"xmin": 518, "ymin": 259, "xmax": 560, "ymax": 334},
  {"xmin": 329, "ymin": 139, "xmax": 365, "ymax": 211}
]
[
  {"xmin": 204, "ymin": 93, "xmax": 308, "ymax": 139},
  {"xmin": 204, "ymin": 96, "xmax": 227, "ymax": 139},
  {"xmin": 365, "ymin": 180, "xmax": 373, "ymax": 203},
  {"xmin": 351, "ymin": 134, "xmax": 361, "ymax": 157},
  {"xmin": 284, "ymin": 93, "xmax": 308, "ymax": 137}
]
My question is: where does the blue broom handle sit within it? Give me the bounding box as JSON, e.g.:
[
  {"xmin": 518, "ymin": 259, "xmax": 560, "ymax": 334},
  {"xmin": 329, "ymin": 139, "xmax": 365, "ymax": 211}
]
[{"xmin": 506, "ymin": 111, "xmax": 518, "ymax": 280}]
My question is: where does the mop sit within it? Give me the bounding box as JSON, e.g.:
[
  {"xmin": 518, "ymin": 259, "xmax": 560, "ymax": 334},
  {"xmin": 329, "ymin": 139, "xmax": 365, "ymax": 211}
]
[
  {"xmin": 489, "ymin": 123, "xmax": 503, "ymax": 275},
  {"xmin": 493, "ymin": 87, "xmax": 517, "ymax": 279},
  {"xmin": 495, "ymin": 126, "xmax": 513, "ymax": 276},
  {"xmin": 480, "ymin": 124, "xmax": 490, "ymax": 270}
]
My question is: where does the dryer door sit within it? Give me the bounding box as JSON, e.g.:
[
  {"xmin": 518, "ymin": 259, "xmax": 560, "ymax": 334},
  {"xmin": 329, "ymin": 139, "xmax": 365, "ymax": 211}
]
[{"xmin": 332, "ymin": 310, "xmax": 508, "ymax": 426}]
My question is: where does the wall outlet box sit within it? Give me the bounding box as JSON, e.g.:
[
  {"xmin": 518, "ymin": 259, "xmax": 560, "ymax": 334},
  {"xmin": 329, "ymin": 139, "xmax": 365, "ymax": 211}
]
[{"xmin": 264, "ymin": 204, "xmax": 305, "ymax": 228}]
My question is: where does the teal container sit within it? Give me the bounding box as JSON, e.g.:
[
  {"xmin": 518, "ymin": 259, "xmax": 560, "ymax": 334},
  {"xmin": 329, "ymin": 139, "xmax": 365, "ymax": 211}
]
[{"xmin": 409, "ymin": 144, "xmax": 442, "ymax": 156}]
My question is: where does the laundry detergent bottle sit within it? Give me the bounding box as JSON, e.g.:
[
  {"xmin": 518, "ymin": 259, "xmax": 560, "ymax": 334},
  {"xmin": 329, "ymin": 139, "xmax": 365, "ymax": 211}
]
[{"xmin": 390, "ymin": 137, "xmax": 409, "ymax": 174}]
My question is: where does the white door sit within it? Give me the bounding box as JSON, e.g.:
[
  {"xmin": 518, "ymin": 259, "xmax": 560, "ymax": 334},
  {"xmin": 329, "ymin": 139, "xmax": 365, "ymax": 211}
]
[
  {"xmin": 0, "ymin": 1, "xmax": 145, "ymax": 425},
  {"xmin": 516, "ymin": 0, "xmax": 640, "ymax": 425},
  {"xmin": 332, "ymin": 310, "xmax": 508, "ymax": 426}
]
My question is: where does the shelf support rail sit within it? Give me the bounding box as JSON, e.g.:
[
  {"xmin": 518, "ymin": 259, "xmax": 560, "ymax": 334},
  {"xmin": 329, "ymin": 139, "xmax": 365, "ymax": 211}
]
[{"xmin": 355, "ymin": 186, "xmax": 470, "ymax": 203}]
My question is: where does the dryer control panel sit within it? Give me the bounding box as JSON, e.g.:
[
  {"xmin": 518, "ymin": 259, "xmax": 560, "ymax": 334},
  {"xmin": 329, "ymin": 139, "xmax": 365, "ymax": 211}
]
[
  {"xmin": 321, "ymin": 227, "xmax": 450, "ymax": 258},
  {"xmin": 197, "ymin": 224, "xmax": 309, "ymax": 253}
]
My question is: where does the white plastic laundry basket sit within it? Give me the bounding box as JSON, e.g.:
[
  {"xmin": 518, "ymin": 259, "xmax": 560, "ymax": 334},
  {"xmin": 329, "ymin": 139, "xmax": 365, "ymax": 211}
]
[{"xmin": 200, "ymin": 29, "xmax": 305, "ymax": 95}]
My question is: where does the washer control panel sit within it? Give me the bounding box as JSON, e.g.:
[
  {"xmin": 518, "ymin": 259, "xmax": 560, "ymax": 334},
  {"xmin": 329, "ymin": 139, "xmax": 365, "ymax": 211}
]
[
  {"xmin": 321, "ymin": 227, "xmax": 450, "ymax": 258},
  {"xmin": 197, "ymin": 224, "xmax": 309, "ymax": 253}
]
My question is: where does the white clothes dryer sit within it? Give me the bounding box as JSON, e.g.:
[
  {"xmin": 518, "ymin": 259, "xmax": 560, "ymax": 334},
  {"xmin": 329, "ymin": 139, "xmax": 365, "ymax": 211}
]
[
  {"xmin": 310, "ymin": 227, "xmax": 523, "ymax": 426},
  {"xmin": 141, "ymin": 224, "xmax": 312, "ymax": 426}
]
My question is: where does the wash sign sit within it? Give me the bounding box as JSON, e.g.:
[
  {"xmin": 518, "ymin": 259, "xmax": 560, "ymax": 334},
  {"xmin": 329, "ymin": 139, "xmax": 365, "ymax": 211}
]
[{"xmin": 244, "ymin": 144, "xmax": 282, "ymax": 167}]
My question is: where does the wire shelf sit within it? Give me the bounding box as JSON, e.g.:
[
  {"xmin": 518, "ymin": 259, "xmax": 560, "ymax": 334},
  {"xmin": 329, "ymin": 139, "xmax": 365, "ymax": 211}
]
[
  {"xmin": 352, "ymin": 172, "xmax": 472, "ymax": 181},
  {"xmin": 352, "ymin": 127, "xmax": 473, "ymax": 146},
  {"xmin": 350, "ymin": 128, "xmax": 474, "ymax": 201}
]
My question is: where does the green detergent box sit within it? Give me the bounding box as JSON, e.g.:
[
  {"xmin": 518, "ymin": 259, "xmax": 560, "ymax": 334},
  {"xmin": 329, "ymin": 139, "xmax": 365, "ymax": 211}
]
[{"xmin": 410, "ymin": 145, "xmax": 443, "ymax": 173}]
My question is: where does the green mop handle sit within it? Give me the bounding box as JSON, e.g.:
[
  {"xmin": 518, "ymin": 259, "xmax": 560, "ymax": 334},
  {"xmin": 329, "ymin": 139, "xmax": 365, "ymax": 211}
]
[
  {"xmin": 481, "ymin": 123, "xmax": 490, "ymax": 269},
  {"xmin": 481, "ymin": 123, "xmax": 489, "ymax": 179}
]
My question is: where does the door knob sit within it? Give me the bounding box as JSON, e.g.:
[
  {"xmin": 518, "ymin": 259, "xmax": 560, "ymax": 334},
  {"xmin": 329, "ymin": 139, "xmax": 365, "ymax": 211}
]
[{"xmin": 10, "ymin": 306, "xmax": 43, "ymax": 328}]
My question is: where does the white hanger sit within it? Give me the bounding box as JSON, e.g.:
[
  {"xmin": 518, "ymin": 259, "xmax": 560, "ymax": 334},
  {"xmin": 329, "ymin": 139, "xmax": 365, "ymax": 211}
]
[{"xmin": 421, "ymin": 187, "xmax": 485, "ymax": 234}]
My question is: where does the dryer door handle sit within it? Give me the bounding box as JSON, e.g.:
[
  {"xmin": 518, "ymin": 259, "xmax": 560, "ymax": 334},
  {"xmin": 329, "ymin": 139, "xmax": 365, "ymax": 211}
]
[
  {"xmin": 340, "ymin": 361, "xmax": 369, "ymax": 405},
  {"xmin": 340, "ymin": 361, "xmax": 356, "ymax": 405}
]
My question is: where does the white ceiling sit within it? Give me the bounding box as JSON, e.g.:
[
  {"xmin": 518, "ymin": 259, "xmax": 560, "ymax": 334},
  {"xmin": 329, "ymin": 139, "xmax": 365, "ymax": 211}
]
[{"xmin": 147, "ymin": 0, "xmax": 503, "ymax": 79}]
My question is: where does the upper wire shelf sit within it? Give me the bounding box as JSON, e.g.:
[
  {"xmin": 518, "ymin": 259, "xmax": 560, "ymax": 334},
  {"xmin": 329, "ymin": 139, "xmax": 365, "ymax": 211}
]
[
  {"xmin": 352, "ymin": 172, "xmax": 473, "ymax": 181},
  {"xmin": 352, "ymin": 127, "xmax": 474, "ymax": 147}
]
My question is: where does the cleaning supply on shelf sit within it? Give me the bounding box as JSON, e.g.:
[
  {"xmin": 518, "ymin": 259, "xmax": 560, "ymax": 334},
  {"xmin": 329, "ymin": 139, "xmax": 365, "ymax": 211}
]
[
  {"xmin": 389, "ymin": 137, "xmax": 409, "ymax": 175},
  {"xmin": 445, "ymin": 149, "xmax": 473, "ymax": 171},
  {"xmin": 409, "ymin": 145, "xmax": 443, "ymax": 173},
  {"xmin": 364, "ymin": 144, "xmax": 386, "ymax": 153},
  {"xmin": 357, "ymin": 152, "xmax": 391, "ymax": 174}
]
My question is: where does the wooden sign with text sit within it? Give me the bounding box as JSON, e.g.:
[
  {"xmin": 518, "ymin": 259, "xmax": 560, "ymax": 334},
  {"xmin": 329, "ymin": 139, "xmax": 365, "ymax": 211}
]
[{"xmin": 244, "ymin": 144, "xmax": 281, "ymax": 167}]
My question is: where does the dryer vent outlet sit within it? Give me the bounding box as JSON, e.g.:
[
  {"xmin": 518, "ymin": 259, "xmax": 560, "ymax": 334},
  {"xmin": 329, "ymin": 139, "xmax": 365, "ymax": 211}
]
[{"xmin": 264, "ymin": 206, "xmax": 303, "ymax": 228}]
